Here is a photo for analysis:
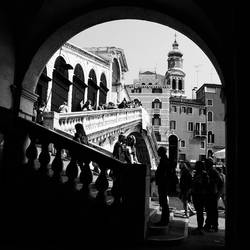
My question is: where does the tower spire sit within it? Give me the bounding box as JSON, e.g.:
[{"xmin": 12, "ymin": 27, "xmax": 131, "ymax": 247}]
[{"xmin": 173, "ymin": 33, "xmax": 178, "ymax": 50}]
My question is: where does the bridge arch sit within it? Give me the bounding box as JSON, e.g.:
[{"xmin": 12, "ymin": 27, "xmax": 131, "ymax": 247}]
[
  {"xmin": 87, "ymin": 68, "xmax": 98, "ymax": 107},
  {"xmin": 51, "ymin": 56, "xmax": 72, "ymax": 111},
  {"xmin": 72, "ymin": 63, "xmax": 86, "ymax": 111}
]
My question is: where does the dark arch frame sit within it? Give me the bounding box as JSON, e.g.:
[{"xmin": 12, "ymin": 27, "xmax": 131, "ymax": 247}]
[{"xmin": 17, "ymin": 5, "xmax": 237, "ymax": 248}]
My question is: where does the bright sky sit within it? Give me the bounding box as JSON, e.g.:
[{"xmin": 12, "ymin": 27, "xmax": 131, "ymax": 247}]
[{"xmin": 69, "ymin": 19, "xmax": 221, "ymax": 98}]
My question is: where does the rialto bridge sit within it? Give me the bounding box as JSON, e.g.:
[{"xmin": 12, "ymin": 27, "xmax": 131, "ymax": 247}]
[
  {"xmin": 0, "ymin": 40, "xmax": 160, "ymax": 244},
  {"xmin": 43, "ymin": 107, "xmax": 159, "ymax": 170}
]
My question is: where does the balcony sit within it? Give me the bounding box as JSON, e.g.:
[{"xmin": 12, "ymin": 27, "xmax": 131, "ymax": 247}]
[
  {"xmin": 152, "ymin": 108, "xmax": 160, "ymax": 114},
  {"xmin": 194, "ymin": 129, "xmax": 207, "ymax": 138}
]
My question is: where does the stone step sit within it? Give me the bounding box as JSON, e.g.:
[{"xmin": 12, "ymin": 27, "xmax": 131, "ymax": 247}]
[{"xmin": 147, "ymin": 218, "xmax": 189, "ymax": 244}]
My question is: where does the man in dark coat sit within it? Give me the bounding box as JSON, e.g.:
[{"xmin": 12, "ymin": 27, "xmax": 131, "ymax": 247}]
[
  {"xmin": 155, "ymin": 146, "xmax": 174, "ymax": 226},
  {"xmin": 203, "ymin": 157, "xmax": 223, "ymax": 232}
]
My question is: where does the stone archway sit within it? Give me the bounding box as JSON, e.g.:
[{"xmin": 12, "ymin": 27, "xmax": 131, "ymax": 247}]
[{"xmin": 20, "ymin": 6, "xmax": 226, "ymax": 121}]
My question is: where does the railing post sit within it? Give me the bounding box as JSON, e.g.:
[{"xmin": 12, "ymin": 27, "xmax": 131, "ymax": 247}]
[
  {"xmin": 79, "ymin": 159, "xmax": 93, "ymax": 199},
  {"xmin": 25, "ymin": 133, "xmax": 38, "ymax": 169},
  {"xmin": 51, "ymin": 143, "xmax": 63, "ymax": 181},
  {"xmin": 38, "ymin": 140, "xmax": 51, "ymax": 176},
  {"xmin": 95, "ymin": 167, "xmax": 109, "ymax": 205}
]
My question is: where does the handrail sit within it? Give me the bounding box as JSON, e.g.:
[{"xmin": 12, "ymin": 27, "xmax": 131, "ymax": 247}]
[
  {"xmin": 1, "ymin": 112, "xmax": 150, "ymax": 243},
  {"xmin": 19, "ymin": 117, "xmax": 125, "ymax": 168}
]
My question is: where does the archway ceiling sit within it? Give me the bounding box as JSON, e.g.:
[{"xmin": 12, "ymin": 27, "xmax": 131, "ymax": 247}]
[{"xmin": 9, "ymin": 1, "xmax": 235, "ymax": 94}]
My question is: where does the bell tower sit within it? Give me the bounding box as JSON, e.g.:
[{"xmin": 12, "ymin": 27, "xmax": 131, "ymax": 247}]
[{"xmin": 165, "ymin": 34, "xmax": 186, "ymax": 96}]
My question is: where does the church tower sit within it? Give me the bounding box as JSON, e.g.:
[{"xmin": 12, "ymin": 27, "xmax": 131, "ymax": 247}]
[{"xmin": 165, "ymin": 34, "xmax": 186, "ymax": 97}]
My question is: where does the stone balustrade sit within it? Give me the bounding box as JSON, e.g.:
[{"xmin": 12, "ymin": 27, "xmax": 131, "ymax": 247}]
[
  {"xmin": 43, "ymin": 108, "xmax": 142, "ymax": 137},
  {"xmin": 14, "ymin": 116, "xmax": 149, "ymax": 244}
]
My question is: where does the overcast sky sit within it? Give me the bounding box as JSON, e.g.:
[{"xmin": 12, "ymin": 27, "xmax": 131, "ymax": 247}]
[{"xmin": 69, "ymin": 19, "xmax": 221, "ymax": 98}]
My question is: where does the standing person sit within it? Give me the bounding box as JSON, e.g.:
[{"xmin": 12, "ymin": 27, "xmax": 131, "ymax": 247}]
[
  {"xmin": 203, "ymin": 157, "xmax": 223, "ymax": 232},
  {"xmin": 72, "ymin": 123, "xmax": 89, "ymax": 165},
  {"xmin": 179, "ymin": 162, "xmax": 195, "ymax": 217},
  {"xmin": 58, "ymin": 101, "xmax": 69, "ymax": 113},
  {"xmin": 126, "ymin": 135, "xmax": 139, "ymax": 164},
  {"xmin": 216, "ymin": 166, "xmax": 226, "ymax": 209},
  {"xmin": 73, "ymin": 123, "xmax": 89, "ymax": 145},
  {"xmin": 191, "ymin": 160, "xmax": 209, "ymax": 234},
  {"xmin": 112, "ymin": 133, "xmax": 127, "ymax": 163},
  {"xmin": 32, "ymin": 101, "xmax": 38, "ymax": 122},
  {"xmin": 118, "ymin": 98, "xmax": 127, "ymax": 109},
  {"xmin": 154, "ymin": 146, "xmax": 172, "ymax": 226},
  {"xmin": 82, "ymin": 100, "xmax": 93, "ymax": 111},
  {"xmin": 36, "ymin": 101, "xmax": 48, "ymax": 125}
]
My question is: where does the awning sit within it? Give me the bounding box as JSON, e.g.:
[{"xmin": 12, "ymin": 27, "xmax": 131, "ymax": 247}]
[{"xmin": 214, "ymin": 149, "xmax": 225, "ymax": 159}]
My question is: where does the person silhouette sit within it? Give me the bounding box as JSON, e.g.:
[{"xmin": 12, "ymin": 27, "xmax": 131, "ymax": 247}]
[
  {"xmin": 203, "ymin": 157, "xmax": 223, "ymax": 232},
  {"xmin": 191, "ymin": 160, "xmax": 209, "ymax": 234},
  {"xmin": 58, "ymin": 101, "xmax": 69, "ymax": 113},
  {"xmin": 154, "ymin": 146, "xmax": 172, "ymax": 226},
  {"xmin": 126, "ymin": 135, "xmax": 139, "ymax": 164},
  {"xmin": 179, "ymin": 161, "xmax": 195, "ymax": 217},
  {"xmin": 73, "ymin": 123, "xmax": 89, "ymax": 145}
]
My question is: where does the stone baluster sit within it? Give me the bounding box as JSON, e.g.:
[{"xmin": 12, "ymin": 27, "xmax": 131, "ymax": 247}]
[
  {"xmin": 110, "ymin": 165, "xmax": 123, "ymax": 207},
  {"xmin": 38, "ymin": 140, "xmax": 51, "ymax": 176},
  {"xmin": 25, "ymin": 134, "xmax": 38, "ymax": 169},
  {"xmin": 51, "ymin": 143, "xmax": 63, "ymax": 182},
  {"xmin": 95, "ymin": 165, "xmax": 109, "ymax": 205},
  {"xmin": 65, "ymin": 152, "xmax": 79, "ymax": 189},
  {"xmin": 79, "ymin": 158, "xmax": 93, "ymax": 199}
]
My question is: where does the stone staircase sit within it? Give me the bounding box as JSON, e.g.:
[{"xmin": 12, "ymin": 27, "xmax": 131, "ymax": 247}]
[{"xmin": 146, "ymin": 198, "xmax": 189, "ymax": 244}]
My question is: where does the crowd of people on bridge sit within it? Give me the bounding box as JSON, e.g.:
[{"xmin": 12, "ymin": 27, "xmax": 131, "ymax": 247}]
[
  {"xmin": 153, "ymin": 146, "xmax": 225, "ymax": 234},
  {"xmin": 76, "ymin": 98, "xmax": 142, "ymax": 112},
  {"xmin": 32, "ymin": 97, "xmax": 142, "ymax": 126}
]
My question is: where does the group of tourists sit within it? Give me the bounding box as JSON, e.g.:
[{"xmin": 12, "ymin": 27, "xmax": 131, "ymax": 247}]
[
  {"xmin": 112, "ymin": 132, "xmax": 140, "ymax": 164},
  {"xmin": 155, "ymin": 146, "xmax": 225, "ymax": 234}
]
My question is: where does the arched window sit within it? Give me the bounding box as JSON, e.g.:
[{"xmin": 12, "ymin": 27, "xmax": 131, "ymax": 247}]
[
  {"xmin": 208, "ymin": 131, "xmax": 215, "ymax": 143},
  {"xmin": 152, "ymin": 99, "xmax": 162, "ymax": 109},
  {"xmin": 208, "ymin": 111, "xmax": 213, "ymax": 121},
  {"xmin": 88, "ymin": 69, "xmax": 98, "ymax": 108},
  {"xmin": 152, "ymin": 114, "xmax": 161, "ymax": 125},
  {"xmin": 172, "ymin": 79, "xmax": 176, "ymax": 89},
  {"xmin": 51, "ymin": 56, "xmax": 72, "ymax": 111},
  {"xmin": 112, "ymin": 58, "xmax": 120, "ymax": 84},
  {"xmin": 178, "ymin": 79, "xmax": 182, "ymax": 90},
  {"xmin": 99, "ymin": 73, "xmax": 109, "ymax": 107},
  {"xmin": 72, "ymin": 64, "xmax": 86, "ymax": 112},
  {"xmin": 36, "ymin": 67, "xmax": 51, "ymax": 106}
]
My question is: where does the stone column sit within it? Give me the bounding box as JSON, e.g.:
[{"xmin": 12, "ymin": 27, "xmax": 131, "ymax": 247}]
[
  {"xmin": 68, "ymin": 70, "xmax": 74, "ymax": 111},
  {"xmin": 19, "ymin": 88, "xmax": 39, "ymax": 120},
  {"xmin": 46, "ymin": 59, "xmax": 54, "ymax": 111}
]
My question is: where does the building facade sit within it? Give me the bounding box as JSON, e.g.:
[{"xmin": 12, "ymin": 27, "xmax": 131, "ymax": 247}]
[
  {"xmin": 36, "ymin": 43, "xmax": 129, "ymax": 113},
  {"xmin": 126, "ymin": 38, "xmax": 225, "ymax": 163}
]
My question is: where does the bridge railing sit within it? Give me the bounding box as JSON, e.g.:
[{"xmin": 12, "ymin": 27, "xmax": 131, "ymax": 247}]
[
  {"xmin": 10, "ymin": 116, "xmax": 149, "ymax": 245},
  {"xmin": 43, "ymin": 108, "xmax": 142, "ymax": 137}
]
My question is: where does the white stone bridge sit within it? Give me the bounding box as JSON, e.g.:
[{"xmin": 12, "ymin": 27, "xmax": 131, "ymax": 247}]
[{"xmin": 43, "ymin": 107, "xmax": 159, "ymax": 170}]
